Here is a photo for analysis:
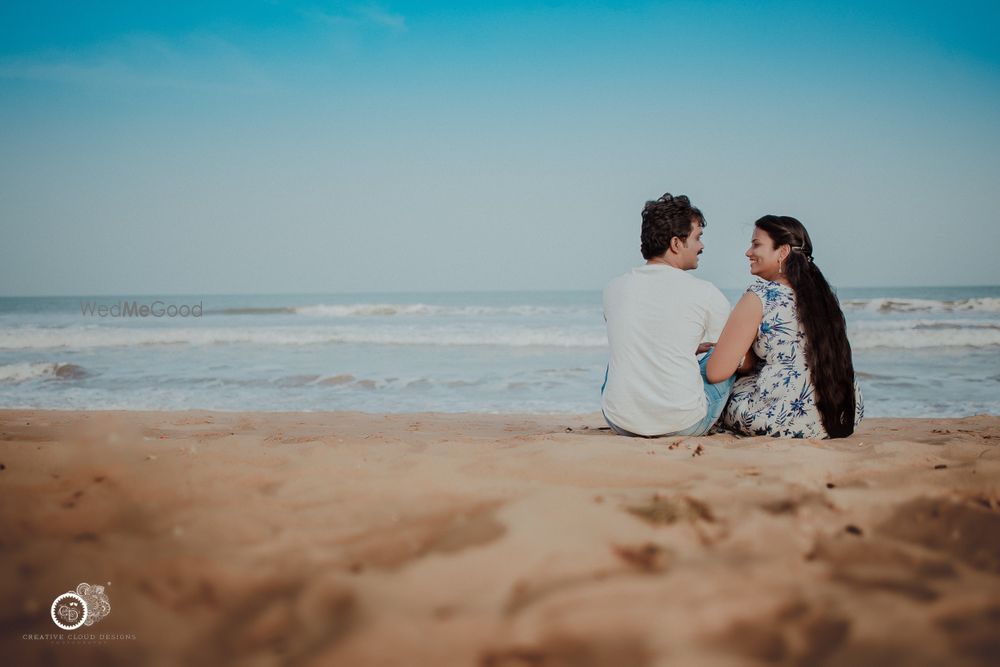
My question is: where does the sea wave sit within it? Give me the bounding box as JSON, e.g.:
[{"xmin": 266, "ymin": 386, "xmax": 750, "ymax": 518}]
[
  {"xmin": 274, "ymin": 298, "xmax": 1000, "ymax": 317},
  {"xmin": 842, "ymin": 297, "xmax": 1000, "ymax": 313},
  {"xmin": 217, "ymin": 303, "xmax": 594, "ymax": 318},
  {"xmin": 0, "ymin": 361, "xmax": 86, "ymax": 382},
  {"xmin": 214, "ymin": 307, "xmax": 296, "ymax": 315},
  {"xmin": 271, "ymin": 373, "xmax": 492, "ymax": 390},
  {"xmin": 849, "ymin": 319, "xmax": 1000, "ymax": 349},
  {"xmin": 4, "ymin": 317, "xmax": 999, "ymax": 351},
  {"xmin": 0, "ymin": 325, "xmax": 608, "ymax": 350}
]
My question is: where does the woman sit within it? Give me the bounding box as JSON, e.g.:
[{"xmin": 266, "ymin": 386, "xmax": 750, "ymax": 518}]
[{"xmin": 706, "ymin": 215, "xmax": 862, "ymax": 438}]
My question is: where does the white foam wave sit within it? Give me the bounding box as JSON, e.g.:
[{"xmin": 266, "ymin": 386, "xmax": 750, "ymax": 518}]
[
  {"xmin": 849, "ymin": 319, "xmax": 1000, "ymax": 349},
  {"xmin": 842, "ymin": 297, "xmax": 1000, "ymax": 313},
  {"xmin": 5, "ymin": 317, "xmax": 998, "ymax": 351},
  {"xmin": 292, "ymin": 303, "xmax": 590, "ymax": 317},
  {"xmin": 0, "ymin": 362, "xmax": 85, "ymax": 382},
  {"xmin": 0, "ymin": 325, "xmax": 608, "ymax": 350},
  {"xmin": 273, "ymin": 374, "xmax": 499, "ymax": 391}
]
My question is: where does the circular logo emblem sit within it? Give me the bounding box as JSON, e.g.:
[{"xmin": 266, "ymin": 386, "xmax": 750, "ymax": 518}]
[{"xmin": 51, "ymin": 592, "xmax": 88, "ymax": 630}]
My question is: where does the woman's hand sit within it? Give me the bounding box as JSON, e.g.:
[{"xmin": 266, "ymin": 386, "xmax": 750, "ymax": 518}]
[{"xmin": 696, "ymin": 342, "xmax": 715, "ymax": 355}]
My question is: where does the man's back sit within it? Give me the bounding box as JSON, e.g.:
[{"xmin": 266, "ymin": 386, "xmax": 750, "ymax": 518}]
[{"xmin": 602, "ymin": 264, "xmax": 730, "ymax": 436}]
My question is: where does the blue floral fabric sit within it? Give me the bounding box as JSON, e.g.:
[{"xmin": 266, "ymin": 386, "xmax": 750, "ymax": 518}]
[{"xmin": 722, "ymin": 280, "xmax": 863, "ymax": 439}]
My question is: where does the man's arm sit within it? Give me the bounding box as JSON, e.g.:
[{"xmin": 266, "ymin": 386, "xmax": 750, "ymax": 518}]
[
  {"xmin": 695, "ymin": 287, "xmax": 731, "ymax": 355},
  {"xmin": 704, "ymin": 287, "xmax": 732, "ymax": 342}
]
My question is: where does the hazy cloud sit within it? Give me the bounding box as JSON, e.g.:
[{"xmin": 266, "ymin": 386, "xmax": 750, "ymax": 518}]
[
  {"xmin": 306, "ymin": 3, "xmax": 406, "ymax": 32},
  {"xmin": 0, "ymin": 33, "xmax": 275, "ymax": 94}
]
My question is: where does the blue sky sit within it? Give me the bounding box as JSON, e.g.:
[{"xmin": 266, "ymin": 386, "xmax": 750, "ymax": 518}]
[{"xmin": 2, "ymin": 1, "xmax": 999, "ymax": 295}]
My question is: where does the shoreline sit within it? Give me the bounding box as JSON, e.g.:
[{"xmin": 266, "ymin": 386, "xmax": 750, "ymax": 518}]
[
  {"xmin": 4, "ymin": 408, "xmax": 999, "ymax": 421},
  {"xmin": 2, "ymin": 410, "xmax": 998, "ymax": 666}
]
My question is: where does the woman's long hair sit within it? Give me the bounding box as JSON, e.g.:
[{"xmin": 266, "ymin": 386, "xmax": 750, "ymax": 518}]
[{"xmin": 755, "ymin": 215, "xmax": 856, "ymax": 438}]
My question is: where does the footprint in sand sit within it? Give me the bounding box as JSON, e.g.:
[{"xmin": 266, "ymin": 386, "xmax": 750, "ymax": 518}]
[
  {"xmin": 480, "ymin": 634, "xmax": 650, "ymax": 667},
  {"xmin": 877, "ymin": 496, "xmax": 1000, "ymax": 574},
  {"xmin": 341, "ymin": 502, "xmax": 508, "ymax": 571},
  {"xmin": 503, "ymin": 543, "xmax": 672, "ymax": 617},
  {"xmin": 808, "ymin": 534, "xmax": 956, "ymax": 603},
  {"xmin": 936, "ymin": 603, "xmax": 1000, "ymax": 665},
  {"xmin": 192, "ymin": 575, "xmax": 358, "ymax": 665},
  {"xmin": 758, "ymin": 490, "xmax": 835, "ymax": 516},
  {"xmin": 625, "ymin": 494, "xmax": 715, "ymax": 526},
  {"xmin": 714, "ymin": 598, "xmax": 850, "ymax": 665}
]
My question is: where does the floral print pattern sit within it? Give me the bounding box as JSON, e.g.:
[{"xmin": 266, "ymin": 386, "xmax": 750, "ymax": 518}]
[{"xmin": 722, "ymin": 280, "xmax": 863, "ymax": 439}]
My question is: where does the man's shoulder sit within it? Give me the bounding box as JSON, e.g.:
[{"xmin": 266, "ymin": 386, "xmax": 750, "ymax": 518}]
[
  {"xmin": 605, "ymin": 268, "xmax": 723, "ymax": 295},
  {"xmin": 603, "ymin": 270, "xmax": 631, "ymax": 295},
  {"xmin": 682, "ymin": 272, "xmax": 726, "ymax": 297},
  {"xmin": 682, "ymin": 275, "xmax": 731, "ymax": 319}
]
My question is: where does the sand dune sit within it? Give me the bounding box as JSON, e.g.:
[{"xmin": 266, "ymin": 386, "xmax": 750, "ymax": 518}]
[{"xmin": 1, "ymin": 410, "xmax": 998, "ymax": 666}]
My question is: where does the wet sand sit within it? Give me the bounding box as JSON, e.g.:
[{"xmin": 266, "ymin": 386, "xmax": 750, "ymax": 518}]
[{"xmin": 1, "ymin": 410, "xmax": 999, "ymax": 666}]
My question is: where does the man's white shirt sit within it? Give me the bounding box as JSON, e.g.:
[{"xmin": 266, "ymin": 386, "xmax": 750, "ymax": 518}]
[{"xmin": 602, "ymin": 264, "xmax": 731, "ymax": 436}]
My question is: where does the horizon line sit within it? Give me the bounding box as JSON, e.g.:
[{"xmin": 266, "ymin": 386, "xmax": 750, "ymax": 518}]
[{"xmin": 2, "ymin": 284, "xmax": 1000, "ymax": 299}]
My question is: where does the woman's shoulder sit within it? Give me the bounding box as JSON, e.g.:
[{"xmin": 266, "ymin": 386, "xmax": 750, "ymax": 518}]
[{"xmin": 745, "ymin": 279, "xmax": 792, "ymax": 301}]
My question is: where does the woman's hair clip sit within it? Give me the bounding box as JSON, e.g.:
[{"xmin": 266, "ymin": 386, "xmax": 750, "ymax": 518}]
[{"xmin": 791, "ymin": 245, "xmax": 813, "ymax": 262}]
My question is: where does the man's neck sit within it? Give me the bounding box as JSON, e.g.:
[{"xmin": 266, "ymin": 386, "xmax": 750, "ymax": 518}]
[{"xmin": 646, "ymin": 255, "xmax": 686, "ymax": 270}]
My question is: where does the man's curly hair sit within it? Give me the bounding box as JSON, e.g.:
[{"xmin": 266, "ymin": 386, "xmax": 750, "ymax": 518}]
[{"xmin": 640, "ymin": 193, "xmax": 705, "ymax": 260}]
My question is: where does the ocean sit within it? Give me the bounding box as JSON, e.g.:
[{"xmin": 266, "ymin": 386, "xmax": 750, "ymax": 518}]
[{"xmin": 1, "ymin": 286, "xmax": 998, "ymax": 417}]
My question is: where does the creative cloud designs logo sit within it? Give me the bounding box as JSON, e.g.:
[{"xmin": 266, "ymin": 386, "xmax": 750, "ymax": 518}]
[{"xmin": 51, "ymin": 583, "xmax": 111, "ymax": 631}]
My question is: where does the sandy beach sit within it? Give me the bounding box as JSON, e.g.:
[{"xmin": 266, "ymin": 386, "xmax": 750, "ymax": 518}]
[{"xmin": 1, "ymin": 410, "xmax": 998, "ymax": 666}]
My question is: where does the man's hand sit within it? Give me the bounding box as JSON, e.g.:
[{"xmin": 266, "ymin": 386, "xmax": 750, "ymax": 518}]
[
  {"xmin": 696, "ymin": 342, "xmax": 715, "ymax": 355},
  {"xmin": 737, "ymin": 350, "xmax": 760, "ymax": 374}
]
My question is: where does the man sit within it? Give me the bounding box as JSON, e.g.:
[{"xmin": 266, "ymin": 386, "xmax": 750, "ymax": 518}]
[{"xmin": 601, "ymin": 192, "xmax": 734, "ymax": 437}]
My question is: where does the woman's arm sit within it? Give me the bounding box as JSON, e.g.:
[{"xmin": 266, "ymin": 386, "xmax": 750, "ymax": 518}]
[{"xmin": 705, "ymin": 292, "xmax": 763, "ymax": 383}]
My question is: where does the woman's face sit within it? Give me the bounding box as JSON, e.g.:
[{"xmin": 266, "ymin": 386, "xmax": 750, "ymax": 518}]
[{"xmin": 746, "ymin": 227, "xmax": 787, "ymax": 280}]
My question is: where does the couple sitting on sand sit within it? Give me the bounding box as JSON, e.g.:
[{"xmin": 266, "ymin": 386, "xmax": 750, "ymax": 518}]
[{"xmin": 601, "ymin": 193, "xmax": 864, "ymax": 439}]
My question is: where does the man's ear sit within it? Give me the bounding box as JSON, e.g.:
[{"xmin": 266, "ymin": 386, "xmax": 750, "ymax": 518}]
[{"xmin": 668, "ymin": 236, "xmax": 684, "ymax": 255}]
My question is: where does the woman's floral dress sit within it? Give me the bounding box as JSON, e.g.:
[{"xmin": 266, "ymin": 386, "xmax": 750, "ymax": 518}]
[{"xmin": 722, "ymin": 280, "xmax": 863, "ymax": 438}]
